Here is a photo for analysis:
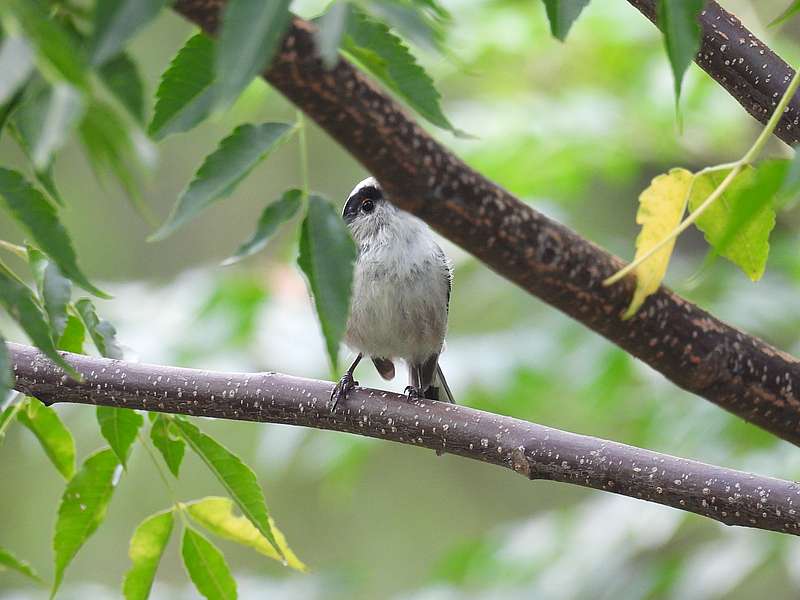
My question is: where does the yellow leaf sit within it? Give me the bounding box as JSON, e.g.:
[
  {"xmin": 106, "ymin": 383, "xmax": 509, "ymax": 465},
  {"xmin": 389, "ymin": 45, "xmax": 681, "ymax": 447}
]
[
  {"xmin": 184, "ymin": 497, "xmax": 306, "ymax": 572},
  {"xmin": 623, "ymin": 168, "xmax": 693, "ymax": 319}
]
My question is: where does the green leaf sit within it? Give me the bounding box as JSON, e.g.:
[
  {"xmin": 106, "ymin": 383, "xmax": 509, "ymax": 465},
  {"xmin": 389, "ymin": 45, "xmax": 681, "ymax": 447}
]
[
  {"xmin": 12, "ymin": 83, "xmax": 85, "ymax": 171},
  {"xmin": 0, "ymin": 169, "xmax": 107, "ymax": 298},
  {"xmin": 149, "ymin": 33, "xmax": 216, "ymax": 140},
  {"xmin": 222, "ymin": 189, "xmax": 302, "ymax": 265},
  {"xmin": 172, "ymin": 418, "xmax": 283, "ymax": 559},
  {"xmin": 17, "ymin": 397, "xmax": 76, "ymax": 479},
  {"xmin": 542, "ymin": 0, "xmax": 590, "ymax": 41},
  {"xmin": 89, "ymin": 0, "xmax": 166, "ymax": 66},
  {"xmin": 181, "ymin": 528, "xmax": 237, "ymax": 600},
  {"xmin": 97, "ymin": 406, "xmax": 143, "ymax": 467},
  {"xmin": 0, "ymin": 334, "xmax": 12, "ymax": 403},
  {"xmin": 151, "ymin": 122, "xmax": 295, "ymax": 240},
  {"xmin": 99, "ymin": 53, "xmax": 146, "ymax": 123},
  {"xmin": 297, "ymin": 194, "xmax": 357, "ymax": 370},
  {"xmin": 28, "ymin": 247, "xmax": 72, "ymax": 340},
  {"xmin": 79, "ymin": 100, "xmax": 151, "ymax": 220},
  {"xmin": 150, "ymin": 414, "xmax": 185, "ymax": 477},
  {"xmin": 122, "ymin": 510, "xmax": 174, "ymax": 600},
  {"xmin": 58, "ymin": 314, "xmax": 86, "ymax": 353},
  {"xmin": 0, "ymin": 402, "xmax": 18, "ymax": 443},
  {"xmin": 4, "ymin": 0, "xmax": 87, "ymax": 88},
  {"xmin": 315, "ymin": 3, "xmax": 349, "ymax": 68},
  {"xmin": 690, "ymin": 166, "xmax": 775, "ymax": 280},
  {"xmin": 344, "ymin": 11, "xmax": 457, "ymax": 133},
  {"xmin": 0, "ymin": 35, "xmax": 35, "ymax": 106},
  {"xmin": 771, "ymin": 1, "xmax": 800, "ymax": 26},
  {"xmin": 186, "ymin": 496, "xmax": 306, "ymax": 571},
  {"xmin": 712, "ymin": 160, "xmax": 786, "ymax": 260},
  {"xmin": 52, "ymin": 448, "xmax": 120, "ymax": 597},
  {"xmin": 75, "ymin": 298, "xmax": 123, "ymax": 359},
  {"xmin": 0, "ymin": 264, "xmax": 78, "ymax": 377},
  {"xmin": 658, "ymin": 0, "xmax": 704, "ymax": 103},
  {"xmin": 215, "ymin": 0, "xmax": 292, "ymax": 109},
  {"xmin": 0, "ymin": 546, "xmax": 42, "ymax": 582}
]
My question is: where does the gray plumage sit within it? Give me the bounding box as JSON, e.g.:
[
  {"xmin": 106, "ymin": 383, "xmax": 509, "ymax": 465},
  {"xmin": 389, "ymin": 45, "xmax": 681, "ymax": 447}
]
[{"xmin": 330, "ymin": 176, "xmax": 454, "ymax": 408}]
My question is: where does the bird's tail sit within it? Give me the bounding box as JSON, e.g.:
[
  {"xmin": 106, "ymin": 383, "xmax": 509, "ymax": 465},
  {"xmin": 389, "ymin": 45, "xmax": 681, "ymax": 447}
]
[{"xmin": 434, "ymin": 364, "xmax": 455, "ymax": 404}]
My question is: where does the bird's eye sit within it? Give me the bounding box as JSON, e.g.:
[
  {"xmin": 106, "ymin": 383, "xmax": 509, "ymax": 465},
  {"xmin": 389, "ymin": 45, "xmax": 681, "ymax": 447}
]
[{"xmin": 361, "ymin": 199, "xmax": 375, "ymax": 213}]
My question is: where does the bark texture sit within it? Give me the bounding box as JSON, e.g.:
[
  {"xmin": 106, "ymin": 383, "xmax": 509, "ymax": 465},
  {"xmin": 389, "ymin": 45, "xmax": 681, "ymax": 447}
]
[
  {"xmin": 169, "ymin": 1, "xmax": 800, "ymax": 446},
  {"xmin": 10, "ymin": 342, "xmax": 800, "ymax": 536}
]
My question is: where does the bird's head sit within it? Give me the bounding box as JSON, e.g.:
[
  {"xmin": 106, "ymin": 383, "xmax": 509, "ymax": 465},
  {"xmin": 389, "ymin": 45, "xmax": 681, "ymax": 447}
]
[{"xmin": 342, "ymin": 177, "xmax": 396, "ymax": 243}]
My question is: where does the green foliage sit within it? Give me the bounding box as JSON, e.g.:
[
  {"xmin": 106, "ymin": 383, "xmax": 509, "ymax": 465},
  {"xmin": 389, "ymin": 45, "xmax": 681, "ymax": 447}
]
[
  {"xmin": 57, "ymin": 314, "xmax": 86, "ymax": 353},
  {"xmin": 186, "ymin": 496, "xmax": 306, "ymax": 571},
  {"xmin": 98, "ymin": 53, "xmax": 146, "ymax": 124},
  {"xmin": 344, "ymin": 10, "xmax": 458, "ymax": 134},
  {"xmin": 215, "ymin": 0, "xmax": 292, "ymax": 109},
  {"xmin": 151, "ymin": 122, "xmax": 295, "ymax": 240},
  {"xmin": 17, "ymin": 397, "xmax": 76, "ymax": 480},
  {"xmin": 122, "ymin": 510, "xmax": 174, "ymax": 600},
  {"xmin": 0, "ymin": 35, "xmax": 34, "ymax": 106},
  {"xmin": 52, "ymin": 448, "xmax": 120, "ymax": 596},
  {"xmin": 3, "ymin": 0, "xmax": 87, "ymax": 89},
  {"xmin": 150, "ymin": 414, "xmax": 185, "ymax": 477},
  {"xmin": 542, "ymin": 0, "xmax": 590, "ymax": 41},
  {"xmin": 75, "ymin": 298, "xmax": 124, "ymax": 359},
  {"xmin": 181, "ymin": 527, "xmax": 237, "ymax": 600},
  {"xmin": 0, "ymin": 334, "xmax": 11, "ymax": 402},
  {"xmin": 89, "ymin": 0, "xmax": 166, "ymax": 66},
  {"xmin": 172, "ymin": 417, "xmax": 283, "ymax": 559},
  {"xmin": 689, "ymin": 166, "xmax": 775, "ymax": 281},
  {"xmin": 657, "ymin": 0, "xmax": 705, "ymax": 104},
  {"xmin": 12, "ymin": 82, "xmax": 85, "ymax": 172},
  {"xmin": 149, "ymin": 33, "xmax": 216, "ymax": 140},
  {"xmin": 0, "ymin": 168, "xmax": 107, "ymax": 298},
  {"xmin": 27, "ymin": 248, "xmax": 72, "ymax": 340},
  {"xmin": 0, "ymin": 545, "xmax": 42, "ymax": 583},
  {"xmin": 297, "ymin": 194, "xmax": 357, "ymax": 371},
  {"xmin": 78, "ymin": 100, "xmax": 150, "ymax": 218},
  {"xmin": 315, "ymin": 3, "xmax": 350, "ymax": 68},
  {"xmin": 97, "ymin": 406, "xmax": 143, "ymax": 466},
  {"xmin": 0, "ymin": 262, "xmax": 78, "ymax": 377},
  {"xmin": 771, "ymin": 0, "xmax": 800, "ymax": 26},
  {"xmin": 223, "ymin": 188, "xmax": 302, "ymax": 265}
]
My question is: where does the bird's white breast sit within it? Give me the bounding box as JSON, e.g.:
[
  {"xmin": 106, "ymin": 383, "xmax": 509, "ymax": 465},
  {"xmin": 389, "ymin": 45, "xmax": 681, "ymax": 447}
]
[{"xmin": 345, "ymin": 212, "xmax": 450, "ymax": 364}]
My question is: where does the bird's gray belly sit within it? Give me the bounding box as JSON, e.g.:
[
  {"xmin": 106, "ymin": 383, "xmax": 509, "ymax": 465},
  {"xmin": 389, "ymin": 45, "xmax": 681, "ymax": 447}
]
[{"xmin": 345, "ymin": 259, "xmax": 447, "ymax": 363}]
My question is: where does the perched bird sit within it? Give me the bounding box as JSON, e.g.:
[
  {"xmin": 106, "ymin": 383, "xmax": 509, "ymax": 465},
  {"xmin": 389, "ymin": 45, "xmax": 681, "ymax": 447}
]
[{"xmin": 330, "ymin": 177, "xmax": 454, "ymax": 410}]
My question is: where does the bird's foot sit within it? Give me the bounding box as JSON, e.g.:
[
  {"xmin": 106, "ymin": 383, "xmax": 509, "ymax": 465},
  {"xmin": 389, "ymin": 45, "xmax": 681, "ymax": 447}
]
[
  {"xmin": 330, "ymin": 372, "xmax": 359, "ymax": 412},
  {"xmin": 404, "ymin": 386, "xmax": 423, "ymax": 399}
]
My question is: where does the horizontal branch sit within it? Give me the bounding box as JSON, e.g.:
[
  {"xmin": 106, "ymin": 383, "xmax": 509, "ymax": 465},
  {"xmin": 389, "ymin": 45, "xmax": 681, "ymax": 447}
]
[
  {"xmin": 9, "ymin": 342, "xmax": 800, "ymax": 536},
  {"xmin": 169, "ymin": 1, "xmax": 800, "ymax": 446},
  {"xmin": 629, "ymin": 0, "xmax": 800, "ymax": 146}
]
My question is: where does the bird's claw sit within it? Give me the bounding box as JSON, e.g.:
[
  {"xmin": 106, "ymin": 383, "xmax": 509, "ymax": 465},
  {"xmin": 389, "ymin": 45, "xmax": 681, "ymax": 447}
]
[
  {"xmin": 404, "ymin": 386, "xmax": 423, "ymax": 399},
  {"xmin": 330, "ymin": 372, "xmax": 359, "ymax": 412}
]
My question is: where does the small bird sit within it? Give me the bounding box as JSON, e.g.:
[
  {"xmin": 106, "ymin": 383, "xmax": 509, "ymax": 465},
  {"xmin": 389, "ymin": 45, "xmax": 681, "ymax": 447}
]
[{"xmin": 330, "ymin": 177, "xmax": 455, "ymax": 410}]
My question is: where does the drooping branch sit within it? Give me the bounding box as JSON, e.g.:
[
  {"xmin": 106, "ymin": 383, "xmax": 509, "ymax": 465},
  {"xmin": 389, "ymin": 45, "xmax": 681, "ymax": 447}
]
[
  {"xmin": 629, "ymin": 0, "xmax": 800, "ymax": 146},
  {"xmin": 9, "ymin": 342, "xmax": 800, "ymax": 536},
  {"xmin": 168, "ymin": 1, "xmax": 800, "ymax": 446}
]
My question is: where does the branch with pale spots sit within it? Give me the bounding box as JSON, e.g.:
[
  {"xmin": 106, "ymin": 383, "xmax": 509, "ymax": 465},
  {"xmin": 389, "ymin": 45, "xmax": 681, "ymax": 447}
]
[
  {"xmin": 10, "ymin": 342, "xmax": 800, "ymax": 536},
  {"xmin": 167, "ymin": 0, "xmax": 800, "ymax": 449}
]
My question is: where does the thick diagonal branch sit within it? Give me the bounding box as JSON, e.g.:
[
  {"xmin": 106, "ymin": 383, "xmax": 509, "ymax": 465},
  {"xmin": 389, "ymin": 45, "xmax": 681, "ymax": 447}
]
[
  {"xmin": 170, "ymin": 1, "xmax": 800, "ymax": 446},
  {"xmin": 9, "ymin": 342, "xmax": 800, "ymax": 536}
]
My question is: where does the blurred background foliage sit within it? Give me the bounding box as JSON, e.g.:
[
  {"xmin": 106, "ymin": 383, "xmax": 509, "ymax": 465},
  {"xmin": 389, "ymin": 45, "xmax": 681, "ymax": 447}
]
[{"xmin": 4, "ymin": 0, "xmax": 800, "ymax": 598}]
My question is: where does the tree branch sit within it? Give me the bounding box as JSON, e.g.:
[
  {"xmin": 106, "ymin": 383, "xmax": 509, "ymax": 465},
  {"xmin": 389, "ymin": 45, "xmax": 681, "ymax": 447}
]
[
  {"xmin": 168, "ymin": 1, "xmax": 800, "ymax": 447},
  {"xmin": 9, "ymin": 342, "xmax": 800, "ymax": 536},
  {"xmin": 628, "ymin": 0, "xmax": 800, "ymax": 146}
]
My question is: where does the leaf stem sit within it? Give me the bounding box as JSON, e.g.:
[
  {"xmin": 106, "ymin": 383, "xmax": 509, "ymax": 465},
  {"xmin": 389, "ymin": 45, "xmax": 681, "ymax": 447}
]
[
  {"xmin": 0, "ymin": 392, "xmax": 23, "ymax": 439},
  {"xmin": 296, "ymin": 110, "xmax": 310, "ymax": 201},
  {"xmin": 0, "ymin": 239, "xmax": 27, "ymax": 260},
  {"xmin": 604, "ymin": 67, "xmax": 800, "ymax": 287},
  {"xmin": 138, "ymin": 429, "xmax": 181, "ymax": 508}
]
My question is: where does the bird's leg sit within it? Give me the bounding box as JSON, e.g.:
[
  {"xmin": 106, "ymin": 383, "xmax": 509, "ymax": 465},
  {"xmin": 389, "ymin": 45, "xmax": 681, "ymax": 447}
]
[
  {"xmin": 330, "ymin": 353, "xmax": 363, "ymax": 412},
  {"xmin": 403, "ymin": 385, "xmax": 423, "ymax": 399}
]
